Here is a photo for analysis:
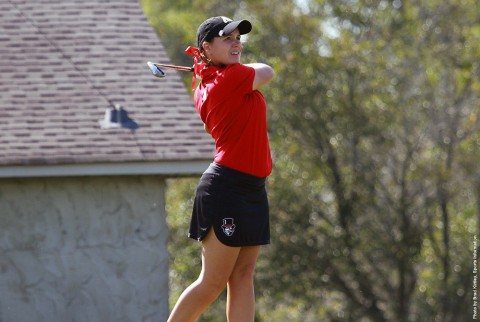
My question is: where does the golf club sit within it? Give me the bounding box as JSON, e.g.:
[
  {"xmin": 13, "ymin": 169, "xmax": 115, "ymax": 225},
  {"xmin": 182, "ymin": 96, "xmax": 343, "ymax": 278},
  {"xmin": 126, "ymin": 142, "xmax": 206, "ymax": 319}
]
[{"xmin": 147, "ymin": 61, "xmax": 193, "ymax": 78}]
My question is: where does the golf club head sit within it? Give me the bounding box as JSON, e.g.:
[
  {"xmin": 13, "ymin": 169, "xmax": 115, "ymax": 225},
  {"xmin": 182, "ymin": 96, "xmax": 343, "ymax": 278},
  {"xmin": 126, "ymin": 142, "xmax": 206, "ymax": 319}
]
[{"xmin": 147, "ymin": 61, "xmax": 166, "ymax": 78}]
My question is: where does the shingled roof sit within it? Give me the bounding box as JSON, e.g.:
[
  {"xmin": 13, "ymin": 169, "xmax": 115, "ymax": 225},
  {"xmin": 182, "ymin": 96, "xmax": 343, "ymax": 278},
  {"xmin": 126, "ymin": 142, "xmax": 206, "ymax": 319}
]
[{"xmin": 0, "ymin": 0, "xmax": 214, "ymax": 176}]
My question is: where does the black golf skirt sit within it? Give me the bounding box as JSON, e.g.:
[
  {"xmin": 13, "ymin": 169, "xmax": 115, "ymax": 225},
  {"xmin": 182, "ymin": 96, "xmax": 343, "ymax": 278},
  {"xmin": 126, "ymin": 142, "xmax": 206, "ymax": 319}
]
[{"xmin": 188, "ymin": 163, "xmax": 270, "ymax": 247}]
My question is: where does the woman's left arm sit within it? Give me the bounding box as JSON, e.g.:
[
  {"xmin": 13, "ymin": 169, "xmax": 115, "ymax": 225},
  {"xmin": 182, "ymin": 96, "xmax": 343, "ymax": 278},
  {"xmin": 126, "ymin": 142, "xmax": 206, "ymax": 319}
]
[{"xmin": 245, "ymin": 63, "xmax": 275, "ymax": 90}]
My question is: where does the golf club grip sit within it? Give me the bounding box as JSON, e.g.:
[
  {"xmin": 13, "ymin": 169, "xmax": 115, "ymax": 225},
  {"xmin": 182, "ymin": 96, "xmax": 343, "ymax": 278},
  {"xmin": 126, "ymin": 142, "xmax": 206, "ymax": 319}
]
[{"xmin": 153, "ymin": 63, "xmax": 193, "ymax": 72}]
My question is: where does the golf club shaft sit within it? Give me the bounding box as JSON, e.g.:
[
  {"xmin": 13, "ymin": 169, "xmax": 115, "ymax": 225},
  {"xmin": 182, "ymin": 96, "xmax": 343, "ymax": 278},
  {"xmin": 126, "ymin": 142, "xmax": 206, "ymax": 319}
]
[{"xmin": 153, "ymin": 63, "xmax": 193, "ymax": 72}]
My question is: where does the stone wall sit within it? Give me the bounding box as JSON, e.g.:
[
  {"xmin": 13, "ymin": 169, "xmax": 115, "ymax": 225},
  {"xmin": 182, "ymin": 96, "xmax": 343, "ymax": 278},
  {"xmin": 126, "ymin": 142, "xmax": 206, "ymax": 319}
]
[{"xmin": 0, "ymin": 176, "xmax": 169, "ymax": 322}]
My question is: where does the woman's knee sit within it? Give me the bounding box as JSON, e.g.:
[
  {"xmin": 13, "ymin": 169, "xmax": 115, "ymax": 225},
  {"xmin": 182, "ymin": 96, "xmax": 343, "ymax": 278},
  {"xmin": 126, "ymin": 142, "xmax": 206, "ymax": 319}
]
[
  {"xmin": 229, "ymin": 262, "xmax": 256, "ymax": 285},
  {"xmin": 196, "ymin": 274, "xmax": 228, "ymax": 297}
]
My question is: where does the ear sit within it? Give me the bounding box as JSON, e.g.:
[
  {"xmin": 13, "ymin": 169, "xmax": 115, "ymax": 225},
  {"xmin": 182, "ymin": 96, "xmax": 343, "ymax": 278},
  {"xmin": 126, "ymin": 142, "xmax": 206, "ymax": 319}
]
[{"xmin": 202, "ymin": 41, "xmax": 210, "ymax": 52}]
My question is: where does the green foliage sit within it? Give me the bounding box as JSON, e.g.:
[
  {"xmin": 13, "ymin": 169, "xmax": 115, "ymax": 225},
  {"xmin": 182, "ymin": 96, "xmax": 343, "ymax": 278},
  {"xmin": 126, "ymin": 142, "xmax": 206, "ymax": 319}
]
[
  {"xmin": 144, "ymin": 0, "xmax": 480, "ymax": 320},
  {"xmin": 164, "ymin": 178, "xmax": 200, "ymax": 304}
]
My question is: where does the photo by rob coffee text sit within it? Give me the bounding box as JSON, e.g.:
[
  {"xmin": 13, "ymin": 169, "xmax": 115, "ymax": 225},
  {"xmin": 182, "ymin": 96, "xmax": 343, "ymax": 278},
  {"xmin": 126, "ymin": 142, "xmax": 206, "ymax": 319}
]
[{"xmin": 473, "ymin": 235, "xmax": 478, "ymax": 320}]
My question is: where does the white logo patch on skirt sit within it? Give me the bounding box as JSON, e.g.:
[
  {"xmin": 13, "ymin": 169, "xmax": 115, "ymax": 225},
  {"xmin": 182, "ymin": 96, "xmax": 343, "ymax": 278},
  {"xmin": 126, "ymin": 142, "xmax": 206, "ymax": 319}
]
[{"xmin": 221, "ymin": 218, "xmax": 236, "ymax": 236}]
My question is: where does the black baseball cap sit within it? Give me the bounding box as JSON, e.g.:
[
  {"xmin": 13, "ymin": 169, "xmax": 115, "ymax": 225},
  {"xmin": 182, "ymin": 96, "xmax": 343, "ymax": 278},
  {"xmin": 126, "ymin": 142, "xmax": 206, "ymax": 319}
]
[{"xmin": 197, "ymin": 16, "xmax": 252, "ymax": 48}]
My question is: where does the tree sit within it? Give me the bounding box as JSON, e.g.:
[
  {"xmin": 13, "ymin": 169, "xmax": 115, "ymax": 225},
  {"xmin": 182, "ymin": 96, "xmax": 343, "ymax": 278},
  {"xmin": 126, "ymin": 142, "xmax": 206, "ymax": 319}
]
[{"xmin": 262, "ymin": 1, "xmax": 479, "ymax": 320}]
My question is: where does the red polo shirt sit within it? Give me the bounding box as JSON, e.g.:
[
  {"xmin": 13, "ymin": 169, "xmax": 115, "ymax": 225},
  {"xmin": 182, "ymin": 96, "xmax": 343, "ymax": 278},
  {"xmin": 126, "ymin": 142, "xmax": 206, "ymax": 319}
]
[{"xmin": 194, "ymin": 63, "xmax": 272, "ymax": 178}]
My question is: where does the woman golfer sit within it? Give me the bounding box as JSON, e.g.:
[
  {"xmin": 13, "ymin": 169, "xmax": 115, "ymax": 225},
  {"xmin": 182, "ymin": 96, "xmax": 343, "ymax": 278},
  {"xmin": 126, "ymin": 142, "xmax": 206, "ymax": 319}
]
[{"xmin": 167, "ymin": 16, "xmax": 274, "ymax": 322}]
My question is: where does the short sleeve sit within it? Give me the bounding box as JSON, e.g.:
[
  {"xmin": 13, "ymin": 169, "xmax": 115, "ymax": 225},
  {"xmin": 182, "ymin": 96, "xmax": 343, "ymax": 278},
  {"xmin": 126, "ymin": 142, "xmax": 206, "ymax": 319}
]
[{"xmin": 216, "ymin": 64, "xmax": 255, "ymax": 95}]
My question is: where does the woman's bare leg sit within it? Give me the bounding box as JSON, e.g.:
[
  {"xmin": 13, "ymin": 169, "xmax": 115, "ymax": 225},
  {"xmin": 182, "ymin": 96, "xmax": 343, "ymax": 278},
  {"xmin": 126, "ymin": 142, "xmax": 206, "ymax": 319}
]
[
  {"xmin": 167, "ymin": 230, "xmax": 241, "ymax": 322},
  {"xmin": 226, "ymin": 245, "xmax": 261, "ymax": 322}
]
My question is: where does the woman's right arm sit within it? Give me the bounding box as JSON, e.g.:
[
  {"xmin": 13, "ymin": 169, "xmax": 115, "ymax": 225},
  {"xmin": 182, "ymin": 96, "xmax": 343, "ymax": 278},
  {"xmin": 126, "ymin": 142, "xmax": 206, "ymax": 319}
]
[{"xmin": 245, "ymin": 63, "xmax": 275, "ymax": 90}]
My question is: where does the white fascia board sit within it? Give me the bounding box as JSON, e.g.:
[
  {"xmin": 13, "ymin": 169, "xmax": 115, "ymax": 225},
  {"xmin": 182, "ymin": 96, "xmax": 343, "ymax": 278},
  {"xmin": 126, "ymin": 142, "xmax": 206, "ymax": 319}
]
[{"xmin": 0, "ymin": 160, "xmax": 211, "ymax": 178}]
